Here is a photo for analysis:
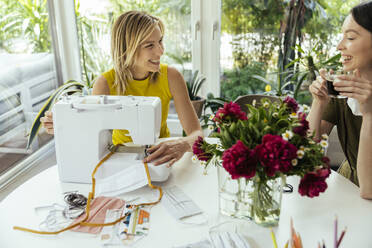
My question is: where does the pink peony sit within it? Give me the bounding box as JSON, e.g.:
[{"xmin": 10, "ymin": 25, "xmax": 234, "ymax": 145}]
[
  {"xmin": 256, "ymin": 134, "xmax": 298, "ymax": 177},
  {"xmin": 222, "ymin": 140, "xmax": 257, "ymax": 179},
  {"xmin": 298, "ymin": 168, "xmax": 331, "ymax": 197},
  {"xmin": 192, "ymin": 136, "xmax": 212, "ymax": 162},
  {"xmin": 214, "ymin": 102, "xmax": 247, "ymax": 124},
  {"xmin": 293, "ymin": 112, "xmax": 309, "ymax": 136},
  {"xmin": 283, "ymin": 96, "xmax": 299, "ymax": 113}
]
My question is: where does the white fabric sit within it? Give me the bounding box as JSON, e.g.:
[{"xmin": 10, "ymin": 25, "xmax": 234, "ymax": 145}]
[
  {"xmin": 173, "ymin": 239, "xmax": 212, "ymax": 248},
  {"xmin": 174, "ymin": 232, "xmax": 250, "ymax": 248},
  {"xmin": 210, "ymin": 232, "xmax": 251, "ymax": 248},
  {"xmin": 100, "ymin": 209, "xmax": 122, "ymax": 246},
  {"xmin": 347, "ymin": 97, "xmax": 363, "ymax": 116},
  {"xmin": 95, "ymin": 161, "xmax": 148, "ymax": 196},
  {"xmin": 161, "ymin": 185, "xmax": 203, "ymax": 222}
]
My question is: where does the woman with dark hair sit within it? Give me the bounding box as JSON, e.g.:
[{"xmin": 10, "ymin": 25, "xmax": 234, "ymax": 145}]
[{"xmin": 308, "ymin": 1, "xmax": 372, "ymax": 199}]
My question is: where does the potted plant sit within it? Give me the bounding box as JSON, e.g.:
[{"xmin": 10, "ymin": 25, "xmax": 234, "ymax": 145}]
[{"xmin": 186, "ymin": 70, "xmax": 206, "ymax": 118}]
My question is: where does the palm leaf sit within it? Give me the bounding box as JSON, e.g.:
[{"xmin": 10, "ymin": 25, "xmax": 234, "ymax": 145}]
[
  {"xmin": 191, "ymin": 70, "xmax": 199, "ymax": 87},
  {"xmin": 293, "ymin": 72, "xmax": 309, "ymax": 99},
  {"xmin": 186, "ymin": 70, "xmax": 206, "ymax": 100},
  {"xmin": 26, "ymin": 81, "xmax": 86, "ymax": 149},
  {"xmin": 251, "ymin": 75, "xmax": 271, "ymax": 85},
  {"xmin": 193, "ymin": 77, "xmax": 206, "ymax": 99}
]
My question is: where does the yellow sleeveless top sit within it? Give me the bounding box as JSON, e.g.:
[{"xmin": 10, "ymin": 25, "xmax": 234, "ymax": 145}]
[{"xmin": 102, "ymin": 64, "xmax": 172, "ymax": 145}]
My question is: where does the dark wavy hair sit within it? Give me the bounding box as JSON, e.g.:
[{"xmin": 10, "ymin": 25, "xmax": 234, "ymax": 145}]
[{"xmin": 351, "ymin": 1, "xmax": 372, "ymax": 34}]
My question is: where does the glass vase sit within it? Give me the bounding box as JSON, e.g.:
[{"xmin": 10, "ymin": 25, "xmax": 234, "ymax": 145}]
[{"xmin": 218, "ymin": 166, "xmax": 284, "ymax": 227}]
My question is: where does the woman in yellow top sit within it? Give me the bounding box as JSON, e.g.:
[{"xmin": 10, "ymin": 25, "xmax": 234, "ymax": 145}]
[{"xmin": 42, "ymin": 11, "xmax": 202, "ymax": 167}]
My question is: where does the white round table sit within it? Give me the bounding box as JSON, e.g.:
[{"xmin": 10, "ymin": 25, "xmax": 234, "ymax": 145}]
[{"xmin": 1, "ymin": 152, "xmax": 371, "ymax": 248}]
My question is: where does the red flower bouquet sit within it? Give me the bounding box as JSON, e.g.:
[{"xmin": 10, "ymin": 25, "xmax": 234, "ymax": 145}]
[{"xmin": 192, "ymin": 97, "xmax": 330, "ymax": 226}]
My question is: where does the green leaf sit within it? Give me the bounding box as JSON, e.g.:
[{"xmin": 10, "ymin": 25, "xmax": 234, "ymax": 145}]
[
  {"xmin": 193, "ymin": 77, "xmax": 206, "ymax": 97},
  {"xmin": 3, "ymin": 20, "xmax": 21, "ymax": 31},
  {"xmin": 285, "ymin": 57, "xmax": 301, "ymax": 69},
  {"xmin": 295, "ymin": 44, "xmax": 305, "ymax": 54},
  {"xmin": 321, "ymin": 54, "xmax": 341, "ymax": 66},
  {"xmin": 251, "ymin": 75, "xmax": 271, "ymax": 85},
  {"xmin": 294, "ymin": 73, "xmax": 309, "ymax": 99},
  {"xmin": 281, "ymin": 81, "xmax": 293, "ymax": 90},
  {"xmin": 249, "ymin": 122, "xmax": 261, "ymax": 139},
  {"xmin": 275, "ymin": 119, "xmax": 290, "ymax": 128}
]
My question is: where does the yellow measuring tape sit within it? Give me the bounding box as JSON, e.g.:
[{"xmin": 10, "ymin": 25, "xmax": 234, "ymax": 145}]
[{"xmin": 13, "ymin": 147, "xmax": 163, "ymax": 235}]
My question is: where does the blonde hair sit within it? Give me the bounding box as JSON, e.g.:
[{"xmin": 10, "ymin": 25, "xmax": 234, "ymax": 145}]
[{"xmin": 111, "ymin": 11, "xmax": 164, "ymax": 95}]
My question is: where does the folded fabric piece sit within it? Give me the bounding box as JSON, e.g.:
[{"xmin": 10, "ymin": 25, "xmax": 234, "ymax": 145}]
[
  {"xmin": 118, "ymin": 205, "xmax": 151, "ymax": 246},
  {"xmin": 95, "ymin": 162, "xmax": 149, "ymax": 197},
  {"xmin": 100, "ymin": 205, "xmax": 152, "ymax": 246},
  {"xmin": 210, "ymin": 231, "xmax": 251, "ymax": 248},
  {"xmin": 173, "ymin": 239, "xmax": 212, "ymax": 248},
  {"xmin": 70, "ymin": 196, "xmax": 125, "ymax": 234},
  {"xmin": 173, "ymin": 232, "xmax": 250, "ymax": 248},
  {"xmin": 161, "ymin": 185, "xmax": 203, "ymax": 222},
  {"xmin": 100, "ymin": 209, "xmax": 122, "ymax": 246}
]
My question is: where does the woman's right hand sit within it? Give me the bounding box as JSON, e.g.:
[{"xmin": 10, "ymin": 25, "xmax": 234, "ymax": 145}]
[
  {"xmin": 309, "ymin": 69, "xmax": 330, "ymax": 105},
  {"xmin": 40, "ymin": 111, "xmax": 54, "ymax": 135}
]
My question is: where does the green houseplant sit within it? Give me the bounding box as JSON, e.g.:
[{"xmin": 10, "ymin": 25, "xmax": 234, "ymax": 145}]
[{"xmin": 186, "ymin": 70, "xmax": 206, "ymax": 118}]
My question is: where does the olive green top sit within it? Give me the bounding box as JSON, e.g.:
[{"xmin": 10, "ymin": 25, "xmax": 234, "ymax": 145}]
[{"xmin": 322, "ymin": 98, "xmax": 362, "ymax": 186}]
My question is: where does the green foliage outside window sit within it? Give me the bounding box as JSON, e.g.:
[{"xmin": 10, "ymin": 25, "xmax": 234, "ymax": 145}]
[
  {"xmin": 220, "ymin": 0, "xmax": 360, "ymax": 104},
  {"xmin": 0, "ymin": 0, "xmax": 50, "ymax": 53},
  {"xmin": 220, "ymin": 61, "xmax": 267, "ymax": 101}
]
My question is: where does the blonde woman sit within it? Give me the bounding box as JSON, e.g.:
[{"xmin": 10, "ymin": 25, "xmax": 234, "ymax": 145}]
[{"xmin": 42, "ymin": 11, "xmax": 202, "ymax": 167}]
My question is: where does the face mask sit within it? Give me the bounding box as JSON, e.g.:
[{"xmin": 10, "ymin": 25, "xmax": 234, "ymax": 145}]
[
  {"xmin": 209, "ymin": 232, "xmax": 251, "ymax": 248},
  {"xmin": 347, "ymin": 98, "xmax": 362, "ymax": 116},
  {"xmin": 161, "ymin": 185, "xmax": 205, "ymax": 224},
  {"xmin": 70, "ymin": 196, "xmax": 125, "ymax": 234},
  {"xmin": 174, "ymin": 232, "xmax": 250, "ymax": 248},
  {"xmin": 95, "ymin": 150, "xmax": 171, "ymax": 197},
  {"xmin": 95, "ymin": 161, "xmax": 149, "ymax": 197},
  {"xmin": 173, "ymin": 239, "xmax": 212, "ymax": 248}
]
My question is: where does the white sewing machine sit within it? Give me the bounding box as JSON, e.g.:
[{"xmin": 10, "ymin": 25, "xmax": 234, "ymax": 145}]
[{"xmin": 53, "ymin": 95, "xmax": 171, "ymax": 184}]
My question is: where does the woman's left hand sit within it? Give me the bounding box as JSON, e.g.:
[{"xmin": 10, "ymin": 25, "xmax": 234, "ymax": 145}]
[
  {"xmin": 143, "ymin": 139, "xmax": 191, "ymax": 167},
  {"xmin": 334, "ymin": 69, "xmax": 372, "ymax": 115}
]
